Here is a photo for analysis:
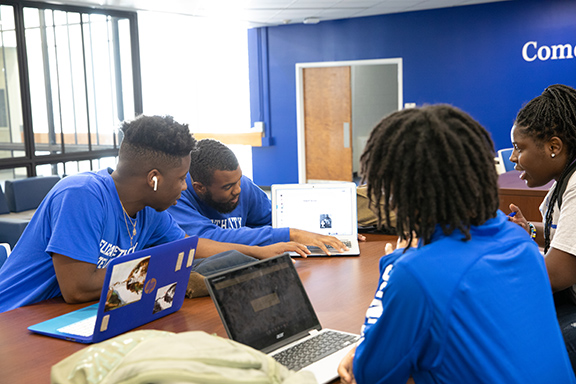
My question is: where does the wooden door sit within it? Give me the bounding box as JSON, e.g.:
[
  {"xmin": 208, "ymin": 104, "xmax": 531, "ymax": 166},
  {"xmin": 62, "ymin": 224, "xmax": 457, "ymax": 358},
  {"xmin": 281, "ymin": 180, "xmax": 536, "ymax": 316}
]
[{"xmin": 303, "ymin": 66, "xmax": 352, "ymax": 182}]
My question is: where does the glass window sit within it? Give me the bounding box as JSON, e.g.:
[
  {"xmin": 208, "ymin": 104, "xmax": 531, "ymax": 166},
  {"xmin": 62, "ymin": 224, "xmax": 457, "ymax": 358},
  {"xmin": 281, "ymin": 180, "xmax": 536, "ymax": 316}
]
[
  {"xmin": 0, "ymin": 166, "xmax": 26, "ymax": 184},
  {"xmin": 23, "ymin": 8, "xmax": 135, "ymax": 156},
  {"xmin": 0, "ymin": 5, "xmax": 25, "ymax": 161},
  {"xmin": 0, "ymin": 3, "xmax": 139, "ymax": 187},
  {"xmin": 35, "ymin": 156, "xmax": 118, "ymax": 178}
]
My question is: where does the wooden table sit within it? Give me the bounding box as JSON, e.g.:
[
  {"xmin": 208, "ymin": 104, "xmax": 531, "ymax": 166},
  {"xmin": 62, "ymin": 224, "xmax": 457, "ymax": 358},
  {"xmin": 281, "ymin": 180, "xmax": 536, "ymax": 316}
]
[
  {"xmin": 498, "ymin": 170, "xmax": 553, "ymax": 222},
  {"xmin": 0, "ymin": 234, "xmax": 395, "ymax": 384}
]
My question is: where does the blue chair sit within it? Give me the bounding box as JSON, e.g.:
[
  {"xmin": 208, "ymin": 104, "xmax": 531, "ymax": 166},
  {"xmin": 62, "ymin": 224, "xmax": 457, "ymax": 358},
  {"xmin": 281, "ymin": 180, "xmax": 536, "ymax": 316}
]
[
  {"xmin": 4, "ymin": 176, "xmax": 60, "ymax": 212},
  {"xmin": 0, "ymin": 186, "xmax": 30, "ymax": 249},
  {"xmin": 498, "ymin": 148, "xmax": 515, "ymax": 172}
]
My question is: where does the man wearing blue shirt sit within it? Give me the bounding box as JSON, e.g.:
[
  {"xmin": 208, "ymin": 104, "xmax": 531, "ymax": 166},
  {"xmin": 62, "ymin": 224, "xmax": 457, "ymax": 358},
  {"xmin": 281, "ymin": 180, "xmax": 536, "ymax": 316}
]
[
  {"xmin": 0, "ymin": 116, "xmax": 308, "ymax": 313},
  {"xmin": 168, "ymin": 139, "xmax": 350, "ymax": 255}
]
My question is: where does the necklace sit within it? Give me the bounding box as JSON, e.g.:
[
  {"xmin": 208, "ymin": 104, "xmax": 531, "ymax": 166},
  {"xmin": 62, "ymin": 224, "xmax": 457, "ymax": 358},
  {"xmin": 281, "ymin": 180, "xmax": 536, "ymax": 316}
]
[{"xmin": 120, "ymin": 201, "xmax": 137, "ymax": 246}]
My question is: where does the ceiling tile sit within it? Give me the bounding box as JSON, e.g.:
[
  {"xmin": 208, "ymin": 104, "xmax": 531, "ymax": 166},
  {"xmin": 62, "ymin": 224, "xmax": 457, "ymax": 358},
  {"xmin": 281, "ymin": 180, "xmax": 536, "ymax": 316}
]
[{"xmin": 31, "ymin": 0, "xmax": 511, "ymax": 26}]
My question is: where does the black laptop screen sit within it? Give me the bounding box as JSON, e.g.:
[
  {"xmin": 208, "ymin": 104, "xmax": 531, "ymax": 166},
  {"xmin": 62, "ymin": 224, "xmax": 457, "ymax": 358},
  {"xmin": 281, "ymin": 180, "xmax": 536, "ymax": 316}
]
[{"xmin": 207, "ymin": 254, "xmax": 321, "ymax": 351}]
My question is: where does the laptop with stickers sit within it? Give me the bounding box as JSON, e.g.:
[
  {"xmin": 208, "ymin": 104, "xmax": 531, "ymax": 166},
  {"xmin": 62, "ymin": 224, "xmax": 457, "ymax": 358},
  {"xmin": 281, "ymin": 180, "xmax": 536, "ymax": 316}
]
[
  {"xmin": 271, "ymin": 182, "xmax": 360, "ymax": 256},
  {"xmin": 28, "ymin": 236, "xmax": 198, "ymax": 343},
  {"xmin": 205, "ymin": 253, "xmax": 359, "ymax": 384}
]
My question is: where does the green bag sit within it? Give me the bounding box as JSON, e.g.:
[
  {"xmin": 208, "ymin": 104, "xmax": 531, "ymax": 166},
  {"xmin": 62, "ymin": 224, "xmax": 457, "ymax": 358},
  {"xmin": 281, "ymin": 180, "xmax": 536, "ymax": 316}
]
[{"xmin": 51, "ymin": 330, "xmax": 318, "ymax": 384}]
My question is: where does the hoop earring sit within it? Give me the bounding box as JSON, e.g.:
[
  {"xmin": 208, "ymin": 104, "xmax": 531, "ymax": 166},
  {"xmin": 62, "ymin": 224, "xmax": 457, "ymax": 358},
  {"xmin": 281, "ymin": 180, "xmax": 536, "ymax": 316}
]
[{"xmin": 153, "ymin": 176, "xmax": 158, "ymax": 191}]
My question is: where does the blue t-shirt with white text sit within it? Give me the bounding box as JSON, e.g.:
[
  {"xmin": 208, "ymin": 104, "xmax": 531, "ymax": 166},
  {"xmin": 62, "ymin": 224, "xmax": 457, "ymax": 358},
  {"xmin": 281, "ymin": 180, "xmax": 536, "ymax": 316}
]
[{"xmin": 0, "ymin": 169, "xmax": 184, "ymax": 313}]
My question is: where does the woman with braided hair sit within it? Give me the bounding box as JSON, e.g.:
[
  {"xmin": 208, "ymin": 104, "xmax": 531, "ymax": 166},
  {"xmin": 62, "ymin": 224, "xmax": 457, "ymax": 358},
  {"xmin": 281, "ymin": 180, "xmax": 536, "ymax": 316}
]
[
  {"xmin": 338, "ymin": 104, "xmax": 574, "ymax": 384},
  {"xmin": 508, "ymin": 83, "xmax": 576, "ymax": 372}
]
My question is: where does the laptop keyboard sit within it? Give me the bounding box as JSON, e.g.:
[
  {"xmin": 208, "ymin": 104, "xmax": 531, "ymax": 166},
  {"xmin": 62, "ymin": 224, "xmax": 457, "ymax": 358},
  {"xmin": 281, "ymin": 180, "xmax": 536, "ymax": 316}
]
[
  {"xmin": 272, "ymin": 330, "xmax": 358, "ymax": 371},
  {"xmin": 57, "ymin": 315, "xmax": 96, "ymax": 337}
]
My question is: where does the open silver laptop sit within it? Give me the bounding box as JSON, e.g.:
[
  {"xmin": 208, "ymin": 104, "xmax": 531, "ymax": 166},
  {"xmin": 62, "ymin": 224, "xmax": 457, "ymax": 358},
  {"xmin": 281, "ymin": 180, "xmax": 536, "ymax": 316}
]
[
  {"xmin": 271, "ymin": 182, "xmax": 360, "ymax": 256},
  {"xmin": 205, "ymin": 253, "xmax": 359, "ymax": 384}
]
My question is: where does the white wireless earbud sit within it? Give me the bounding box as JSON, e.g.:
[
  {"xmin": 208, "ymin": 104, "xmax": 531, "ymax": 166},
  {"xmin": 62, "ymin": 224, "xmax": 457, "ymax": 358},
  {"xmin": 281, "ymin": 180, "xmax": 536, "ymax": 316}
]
[{"xmin": 152, "ymin": 176, "xmax": 158, "ymax": 192}]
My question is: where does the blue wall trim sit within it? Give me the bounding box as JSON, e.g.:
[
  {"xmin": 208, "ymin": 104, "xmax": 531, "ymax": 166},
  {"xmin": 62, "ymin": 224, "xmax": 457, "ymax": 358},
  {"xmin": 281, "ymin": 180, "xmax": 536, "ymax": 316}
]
[{"xmin": 249, "ymin": 0, "xmax": 576, "ymax": 186}]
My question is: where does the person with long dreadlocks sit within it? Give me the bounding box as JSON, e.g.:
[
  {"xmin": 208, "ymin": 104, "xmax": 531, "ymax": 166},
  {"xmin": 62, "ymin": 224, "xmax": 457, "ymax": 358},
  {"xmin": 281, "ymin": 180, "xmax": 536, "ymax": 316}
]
[
  {"xmin": 508, "ymin": 84, "xmax": 576, "ymax": 373},
  {"xmin": 338, "ymin": 104, "xmax": 574, "ymax": 384}
]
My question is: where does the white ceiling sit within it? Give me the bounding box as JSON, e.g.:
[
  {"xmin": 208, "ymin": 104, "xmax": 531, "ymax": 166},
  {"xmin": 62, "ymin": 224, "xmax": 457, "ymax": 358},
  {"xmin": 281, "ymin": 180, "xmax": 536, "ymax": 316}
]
[{"xmin": 40, "ymin": 0, "xmax": 510, "ymax": 27}]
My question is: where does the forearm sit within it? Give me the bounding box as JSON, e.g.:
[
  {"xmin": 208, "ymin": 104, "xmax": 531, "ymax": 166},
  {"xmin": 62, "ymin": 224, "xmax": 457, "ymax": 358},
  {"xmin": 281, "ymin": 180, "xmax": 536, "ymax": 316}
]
[
  {"xmin": 200, "ymin": 226, "xmax": 288, "ymax": 246},
  {"xmin": 172, "ymin": 203, "xmax": 285, "ymax": 246},
  {"xmin": 197, "ymin": 238, "xmax": 264, "ymax": 259},
  {"xmin": 67, "ymin": 272, "xmax": 106, "ymax": 303},
  {"xmin": 196, "ymin": 237, "xmax": 311, "ymax": 259}
]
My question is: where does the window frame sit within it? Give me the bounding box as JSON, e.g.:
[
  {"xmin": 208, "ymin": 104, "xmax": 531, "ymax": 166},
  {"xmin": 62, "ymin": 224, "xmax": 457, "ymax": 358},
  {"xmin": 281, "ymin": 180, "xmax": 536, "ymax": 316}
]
[{"xmin": 0, "ymin": 0, "xmax": 142, "ymax": 176}]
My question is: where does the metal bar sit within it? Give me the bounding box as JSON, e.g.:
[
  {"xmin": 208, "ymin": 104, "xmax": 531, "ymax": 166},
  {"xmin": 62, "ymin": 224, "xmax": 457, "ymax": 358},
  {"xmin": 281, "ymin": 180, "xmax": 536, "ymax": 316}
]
[
  {"xmin": 13, "ymin": 1, "xmax": 35, "ymax": 176},
  {"xmin": 129, "ymin": 12, "xmax": 142, "ymax": 116},
  {"xmin": 105, "ymin": 16, "xmax": 116, "ymax": 127},
  {"xmin": 86, "ymin": 14, "xmax": 100, "ymax": 147},
  {"xmin": 79, "ymin": 13, "xmax": 93, "ymax": 150},
  {"xmin": 0, "ymin": 147, "xmax": 118, "ymax": 169},
  {"xmin": 111, "ymin": 17, "xmax": 123, "ymax": 123},
  {"xmin": 0, "ymin": 11, "xmax": 14, "ymax": 145},
  {"xmin": 49, "ymin": 10, "xmax": 65, "ymax": 155},
  {"xmin": 38, "ymin": 10, "xmax": 57, "ymax": 156},
  {"xmin": 65, "ymin": 12, "xmax": 78, "ymax": 146}
]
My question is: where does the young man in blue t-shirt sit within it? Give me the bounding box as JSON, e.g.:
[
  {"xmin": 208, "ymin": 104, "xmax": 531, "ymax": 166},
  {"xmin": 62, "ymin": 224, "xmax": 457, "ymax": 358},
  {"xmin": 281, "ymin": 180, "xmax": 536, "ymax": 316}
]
[
  {"xmin": 0, "ymin": 116, "xmax": 309, "ymax": 313},
  {"xmin": 168, "ymin": 139, "xmax": 353, "ymax": 255},
  {"xmin": 337, "ymin": 105, "xmax": 576, "ymax": 384}
]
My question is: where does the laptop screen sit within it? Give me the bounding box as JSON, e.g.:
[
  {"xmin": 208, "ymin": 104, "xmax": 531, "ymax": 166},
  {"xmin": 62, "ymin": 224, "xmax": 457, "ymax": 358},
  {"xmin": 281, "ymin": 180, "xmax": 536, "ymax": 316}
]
[
  {"xmin": 272, "ymin": 183, "xmax": 357, "ymax": 237},
  {"xmin": 207, "ymin": 254, "xmax": 320, "ymax": 352}
]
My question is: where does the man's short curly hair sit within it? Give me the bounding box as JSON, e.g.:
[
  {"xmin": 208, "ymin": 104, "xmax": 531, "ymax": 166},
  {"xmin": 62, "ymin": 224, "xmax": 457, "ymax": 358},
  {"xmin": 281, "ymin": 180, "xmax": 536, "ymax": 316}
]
[
  {"xmin": 189, "ymin": 139, "xmax": 239, "ymax": 186},
  {"xmin": 120, "ymin": 115, "xmax": 196, "ymax": 172}
]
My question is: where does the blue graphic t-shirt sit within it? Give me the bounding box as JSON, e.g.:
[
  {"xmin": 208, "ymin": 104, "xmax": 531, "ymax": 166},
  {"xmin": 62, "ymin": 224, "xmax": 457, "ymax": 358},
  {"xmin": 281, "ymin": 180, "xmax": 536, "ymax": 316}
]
[{"xmin": 0, "ymin": 169, "xmax": 185, "ymax": 313}]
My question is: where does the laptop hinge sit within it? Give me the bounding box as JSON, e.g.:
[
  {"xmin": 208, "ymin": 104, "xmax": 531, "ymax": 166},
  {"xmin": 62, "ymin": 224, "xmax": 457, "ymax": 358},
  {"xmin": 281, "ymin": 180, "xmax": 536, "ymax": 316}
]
[{"xmin": 309, "ymin": 329, "xmax": 320, "ymax": 336}]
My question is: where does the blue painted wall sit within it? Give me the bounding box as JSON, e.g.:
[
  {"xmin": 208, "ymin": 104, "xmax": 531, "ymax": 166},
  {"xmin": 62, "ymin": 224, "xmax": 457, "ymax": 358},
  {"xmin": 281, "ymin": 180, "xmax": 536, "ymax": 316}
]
[{"xmin": 248, "ymin": 0, "xmax": 576, "ymax": 186}]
